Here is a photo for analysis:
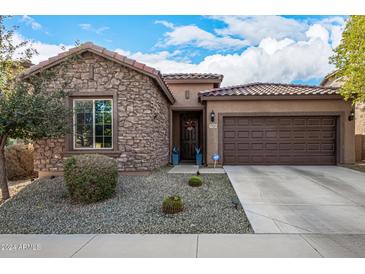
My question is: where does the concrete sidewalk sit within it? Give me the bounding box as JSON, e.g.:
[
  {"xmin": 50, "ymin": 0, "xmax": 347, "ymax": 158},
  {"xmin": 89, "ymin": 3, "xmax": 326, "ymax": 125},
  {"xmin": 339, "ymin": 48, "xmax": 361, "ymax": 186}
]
[{"xmin": 1, "ymin": 234, "xmax": 365, "ymax": 258}]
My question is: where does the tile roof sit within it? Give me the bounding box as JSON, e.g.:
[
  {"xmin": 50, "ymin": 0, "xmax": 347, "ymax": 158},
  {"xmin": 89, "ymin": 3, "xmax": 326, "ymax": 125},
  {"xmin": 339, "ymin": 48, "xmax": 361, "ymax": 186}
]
[
  {"xmin": 21, "ymin": 42, "xmax": 175, "ymax": 104},
  {"xmin": 163, "ymin": 73, "xmax": 223, "ymax": 82},
  {"xmin": 199, "ymin": 83, "xmax": 339, "ymax": 99}
]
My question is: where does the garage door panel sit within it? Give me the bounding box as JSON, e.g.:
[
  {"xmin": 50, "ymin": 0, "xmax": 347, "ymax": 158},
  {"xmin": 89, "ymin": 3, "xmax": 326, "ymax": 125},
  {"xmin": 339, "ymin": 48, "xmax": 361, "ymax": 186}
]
[
  {"xmin": 237, "ymin": 118, "xmax": 249, "ymax": 125},
  {"xmin": 237, "ymin": 155, "xmax": 250, "ymax": 162},
  {"xmin": 279, "ymin": 131, "xmax": 291, "ymax": 138},
  {"xmin": 224, "ymin": 117, "xmax": 236, "ymax": 125},
  {"xmin": 293, "ymin": 118, "xmax": 306, "ymax": 125},
  {"xmin": 265, "ymin": 130, "xmax": 277, "ymax": 138},
  {"xmin": 252, "ymin": 131, "xmax": 264, "ymax": 138},
  {"xmin": 322, "ymin": 118, "xmax": 336, "ymax": 126},
  {"xmin": 223, "ymin": 116, "xmax": 337, "ymax": 165},
  {"xmin": 292, "ymin": 143, "xmax": 306, "ymax": 150},
  {"xmin": 265, "ymin": 143, "xmax": 277, "ymax": 150},
  {"xmin": 279, "ymin": 118, "xmax": 292, "ymax": 126},
  {"xmin": 265, "ymin": 155, "xmax": 280, "ymax": 163},
  {"xmin": 279, "ymin": 143, "xmax": 291, "ymax": 150},
  {"xmin": 251, "ymin": 118, "xmax": 266, "ymax": 126},
  {"xmin": 321, "ymin": 130, "xmax": 336, "ymax": 139},
  {"xmin": 308, "ymin": 118, "xmax": 322, "ymax": 126},
  {"xmin": 237, "ymin": 143, "xmax": 249, "ymax": 150},
  {"xmin": 321, "ymin": 143, "xmax": 335, "ymax": 152},
  {"xmin": 293, "ymin": 131, "xmax": 306, "ymax": 139},
  {"xmin": 224, "ymin": 131, "xmax": 235, "ymax": 138},
  {"xmin": 223, "ymin": 143, "xmax": 235, "ymax": 150},
  {"xmin": 251, "ymin": 143, "xmax": 264, "ymax": 150},
  {"xmin": 307, "ymin": 130, "xmax": 321, "ymax": 139},
  {"xmin": 307, "ymin": 143, "xmax": 320, "ymax": 151},
  {"xmin": 238, "ymin": 131, "xmax": 249, "ymax": 138},
  {"xmin": 224, "ymin": 156, "xmax": 236, "ymax": 164}
]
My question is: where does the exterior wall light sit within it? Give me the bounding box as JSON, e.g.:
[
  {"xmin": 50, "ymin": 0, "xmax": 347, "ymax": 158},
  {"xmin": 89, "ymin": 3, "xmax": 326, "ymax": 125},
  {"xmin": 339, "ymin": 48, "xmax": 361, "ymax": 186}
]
[
  {"xmin": 210, "ymin": 110, "xmax": 216, "ymax": 123},
  {"xmin": 348, "ymin": 109, "xmax": 355, "ymax": 121}
]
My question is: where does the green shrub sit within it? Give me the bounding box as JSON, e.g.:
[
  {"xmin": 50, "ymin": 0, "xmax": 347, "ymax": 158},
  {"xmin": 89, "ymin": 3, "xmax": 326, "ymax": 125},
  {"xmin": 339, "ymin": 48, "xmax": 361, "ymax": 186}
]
[
  {"xmin": 64, "ymin": 154, "xmax": 118, "ymax": 203},
  {"xmin": 162, "ymin": 195, "xmax": 184, "ymax": 214},
  {"xmin": 188, "ymin": 175, "xmax": 203, "ymax": 187},
  {"xmin": 5, "ymin": 144, "xmax": 35, "ymax": 180}
]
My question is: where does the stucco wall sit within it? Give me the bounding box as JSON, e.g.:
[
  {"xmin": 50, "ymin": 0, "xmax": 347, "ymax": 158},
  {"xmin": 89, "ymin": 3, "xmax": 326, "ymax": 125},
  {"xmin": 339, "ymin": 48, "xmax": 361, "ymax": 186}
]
[
  {"xmin": 167, "ymin": 83, "xmax": 214, "ymax": 108},
  {"xmin": 205, "ymin": 99, "xmax": 355, "ymax": 165},
  {"xmin": 33, "ymin": 51, "xmax": 170, "ymax": 174},
  {"xmin": 322, "ymin": 76, "xmax": 365, "ymax": 160},
  {"xmin": 355, "ymin": 103, "xmax": 365, "ymax": 135}
]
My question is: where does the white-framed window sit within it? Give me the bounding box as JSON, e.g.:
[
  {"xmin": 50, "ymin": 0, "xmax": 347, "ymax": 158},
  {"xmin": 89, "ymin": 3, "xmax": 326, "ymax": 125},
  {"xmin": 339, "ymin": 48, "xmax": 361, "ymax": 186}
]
[{"xmin": 73, "ymin": 99, "xmax": 113, "ymax": 149}]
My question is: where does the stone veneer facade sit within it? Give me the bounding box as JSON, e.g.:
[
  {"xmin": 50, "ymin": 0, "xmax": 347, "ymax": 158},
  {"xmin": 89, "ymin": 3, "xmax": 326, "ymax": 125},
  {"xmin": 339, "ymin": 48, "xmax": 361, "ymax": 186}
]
[{"xmin": 33, "ymin": 51, "xmax": 170, "ymax": 174}]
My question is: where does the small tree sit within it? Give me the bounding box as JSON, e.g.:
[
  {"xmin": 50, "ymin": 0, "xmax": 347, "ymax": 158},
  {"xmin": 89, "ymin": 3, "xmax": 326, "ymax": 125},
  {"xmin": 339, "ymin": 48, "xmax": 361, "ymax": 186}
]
[
  {"xmin": 330, "ymin": 16, "xmax": 365, "ymax": 104},
  {"xmin": 0, "ymin": 16, "xmax": 71, "ymax": 201}
]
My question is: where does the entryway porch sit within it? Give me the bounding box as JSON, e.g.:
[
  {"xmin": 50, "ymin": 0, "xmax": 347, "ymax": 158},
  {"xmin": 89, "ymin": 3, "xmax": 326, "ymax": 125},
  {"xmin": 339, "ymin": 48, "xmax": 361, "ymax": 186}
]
[{"xmin": 171, "ymin": 109, "xmax": 205, "ymax": 164}]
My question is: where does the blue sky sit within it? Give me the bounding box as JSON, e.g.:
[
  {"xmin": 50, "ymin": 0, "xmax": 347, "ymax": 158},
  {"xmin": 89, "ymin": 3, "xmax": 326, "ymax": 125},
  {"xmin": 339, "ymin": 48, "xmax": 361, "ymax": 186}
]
[{"xmin": 6, "ymin": 15, "xmax": 346, "ymax": 86}]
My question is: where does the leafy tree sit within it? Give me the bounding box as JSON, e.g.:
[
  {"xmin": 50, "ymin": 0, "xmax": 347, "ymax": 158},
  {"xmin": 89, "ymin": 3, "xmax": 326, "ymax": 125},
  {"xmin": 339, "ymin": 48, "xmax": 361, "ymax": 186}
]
[
  {"xmin": 330, "ymin": 16, "xmax": 365, "ymax": 104},
  {"xmin": 0, "ymin": 16, "xmax": 71, "ymax": 201}
]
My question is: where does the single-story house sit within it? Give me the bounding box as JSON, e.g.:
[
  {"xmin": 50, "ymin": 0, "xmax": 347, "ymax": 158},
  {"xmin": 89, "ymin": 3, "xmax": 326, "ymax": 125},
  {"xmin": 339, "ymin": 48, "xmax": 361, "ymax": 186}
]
[{"xmin": 22, "ymin": 42, "xmax": 355, "ymax": 176}]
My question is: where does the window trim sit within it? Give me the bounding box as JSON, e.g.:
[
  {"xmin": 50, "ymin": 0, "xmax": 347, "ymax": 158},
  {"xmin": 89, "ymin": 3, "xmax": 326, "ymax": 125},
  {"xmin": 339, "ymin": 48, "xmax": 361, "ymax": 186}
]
[{"xmin": 73, "ymin": 98, "xmax": 114, "ymax": 150}]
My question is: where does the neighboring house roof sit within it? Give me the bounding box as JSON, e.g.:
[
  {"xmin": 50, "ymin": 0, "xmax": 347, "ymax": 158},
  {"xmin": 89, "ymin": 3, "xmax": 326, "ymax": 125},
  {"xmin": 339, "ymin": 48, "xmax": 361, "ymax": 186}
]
[
  {"xmin": 21, "ymin": 42, "xmax": 175, "ymax": 104},
  {"xmin": 199, "ymin": 82, "xmax": 340, "ymax": 100},
  {"xmin": 320, "ymin": 70, "xmax": 339, "ymax": 86},
  {"xmin": 320, "ymin": 70, "xmax": 345, "ymax": 88},
  {"xmin": 163, "ymin": 73, "xmax": 223, "ymax": 87}
]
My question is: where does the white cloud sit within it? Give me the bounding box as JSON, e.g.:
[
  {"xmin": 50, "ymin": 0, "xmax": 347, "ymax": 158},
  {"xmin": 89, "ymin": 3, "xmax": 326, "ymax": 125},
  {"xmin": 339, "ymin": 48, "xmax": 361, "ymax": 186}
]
[
  {"xmin": 155, "ymin": 20, "xmax": 174, "ymax": 29},
  {"xmin": 316, "ymin": 16, "xmax": 346, "ymax": 48},
  {"xmin": 330, "ymin": 25, "xmax": 344, "ymax": 48},
  {"xmin": 306, "ymin": 24, "xmax": 329, "ymax": 43},
  {"xmin": 79, "ymin": 23, "xmax": 92, "ymax": 30},
  {"xmin": 116, "ymin": 49, "xmax": 174, "ymax": 63},
  {"xmin": 30, "ymin": 41, "xmax": 73, "ymax": 64},
  {"xmin": 13, "ymin": 33, "xmax": 73, "ymax": 64},
  {"xmin": 118, "ymin": 33, "xmax": 335, "ymax": 86},
  {"xmin": 78, "ymin": 23, "xmax": 110, "ymax": 34},
  {"xmin": 258, "ymin": 38, "xmax": 294, "ymax": 55},
  {"xmin": 156, "ymin": 22, "xmax": 248, "ymax": 50},
  {"xmin": 21, "ymin": 15, "xmax": 42, "ymax": 30},
  {"xmin": 212, "ymin": 16, "xmax": 307, "ymax": 45}
]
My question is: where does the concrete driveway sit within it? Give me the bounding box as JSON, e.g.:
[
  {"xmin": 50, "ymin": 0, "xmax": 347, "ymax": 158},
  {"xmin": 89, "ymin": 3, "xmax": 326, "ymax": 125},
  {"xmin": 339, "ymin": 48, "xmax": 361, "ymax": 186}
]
[{"xmin": 224, "ymin": 165, "xmax": 365, "ymax": 234}]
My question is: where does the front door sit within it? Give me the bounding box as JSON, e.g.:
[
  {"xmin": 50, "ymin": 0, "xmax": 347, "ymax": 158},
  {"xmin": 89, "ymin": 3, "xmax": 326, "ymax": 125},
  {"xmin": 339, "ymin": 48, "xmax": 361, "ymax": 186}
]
[{"xmin": 181, "ymin": 113, "xmax": 200, "ymax": 160}]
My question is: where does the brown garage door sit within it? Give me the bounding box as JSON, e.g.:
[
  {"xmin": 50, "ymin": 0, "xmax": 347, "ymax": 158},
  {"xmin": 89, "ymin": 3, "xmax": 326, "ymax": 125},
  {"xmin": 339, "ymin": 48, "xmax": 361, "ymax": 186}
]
[{"xmin": 223, "ymin": 116, "xmax": 337, "ymax": 165}]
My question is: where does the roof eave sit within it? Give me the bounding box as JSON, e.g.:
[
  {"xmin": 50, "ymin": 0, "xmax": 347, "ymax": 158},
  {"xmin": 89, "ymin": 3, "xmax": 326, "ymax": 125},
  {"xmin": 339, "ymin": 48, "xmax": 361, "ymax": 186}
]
[
  {"xmin": 199, "ymin": 94, "xmax": 344, "ymax": 101},
  {"xmin": 164, "ymin": 78, "xmax": 223, "ymax": 85},
  {"xmin": 21, "ymin": 44, "xmax": 176, "ymax": 104}
]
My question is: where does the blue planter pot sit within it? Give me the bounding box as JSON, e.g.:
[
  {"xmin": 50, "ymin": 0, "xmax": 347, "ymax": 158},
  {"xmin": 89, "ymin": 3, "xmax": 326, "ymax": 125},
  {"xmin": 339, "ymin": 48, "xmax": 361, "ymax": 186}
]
[
  {"xmin": 172, "ymin": 153, "xmax": 180, "ymax": 166},
  {"xmin": 196, "ymin": 153, "xmax": 203, "ymax": 166}
]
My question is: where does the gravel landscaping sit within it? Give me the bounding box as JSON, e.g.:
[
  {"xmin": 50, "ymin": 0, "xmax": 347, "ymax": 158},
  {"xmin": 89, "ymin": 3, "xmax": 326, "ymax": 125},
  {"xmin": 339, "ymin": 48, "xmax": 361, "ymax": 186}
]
[
  {"xmin": 0, "ymin": 179, "xmax": 33, "ymax": 205},
  {"xmin": 0, "ymin": 168, "xmax": 252, "ymax": 234}
]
